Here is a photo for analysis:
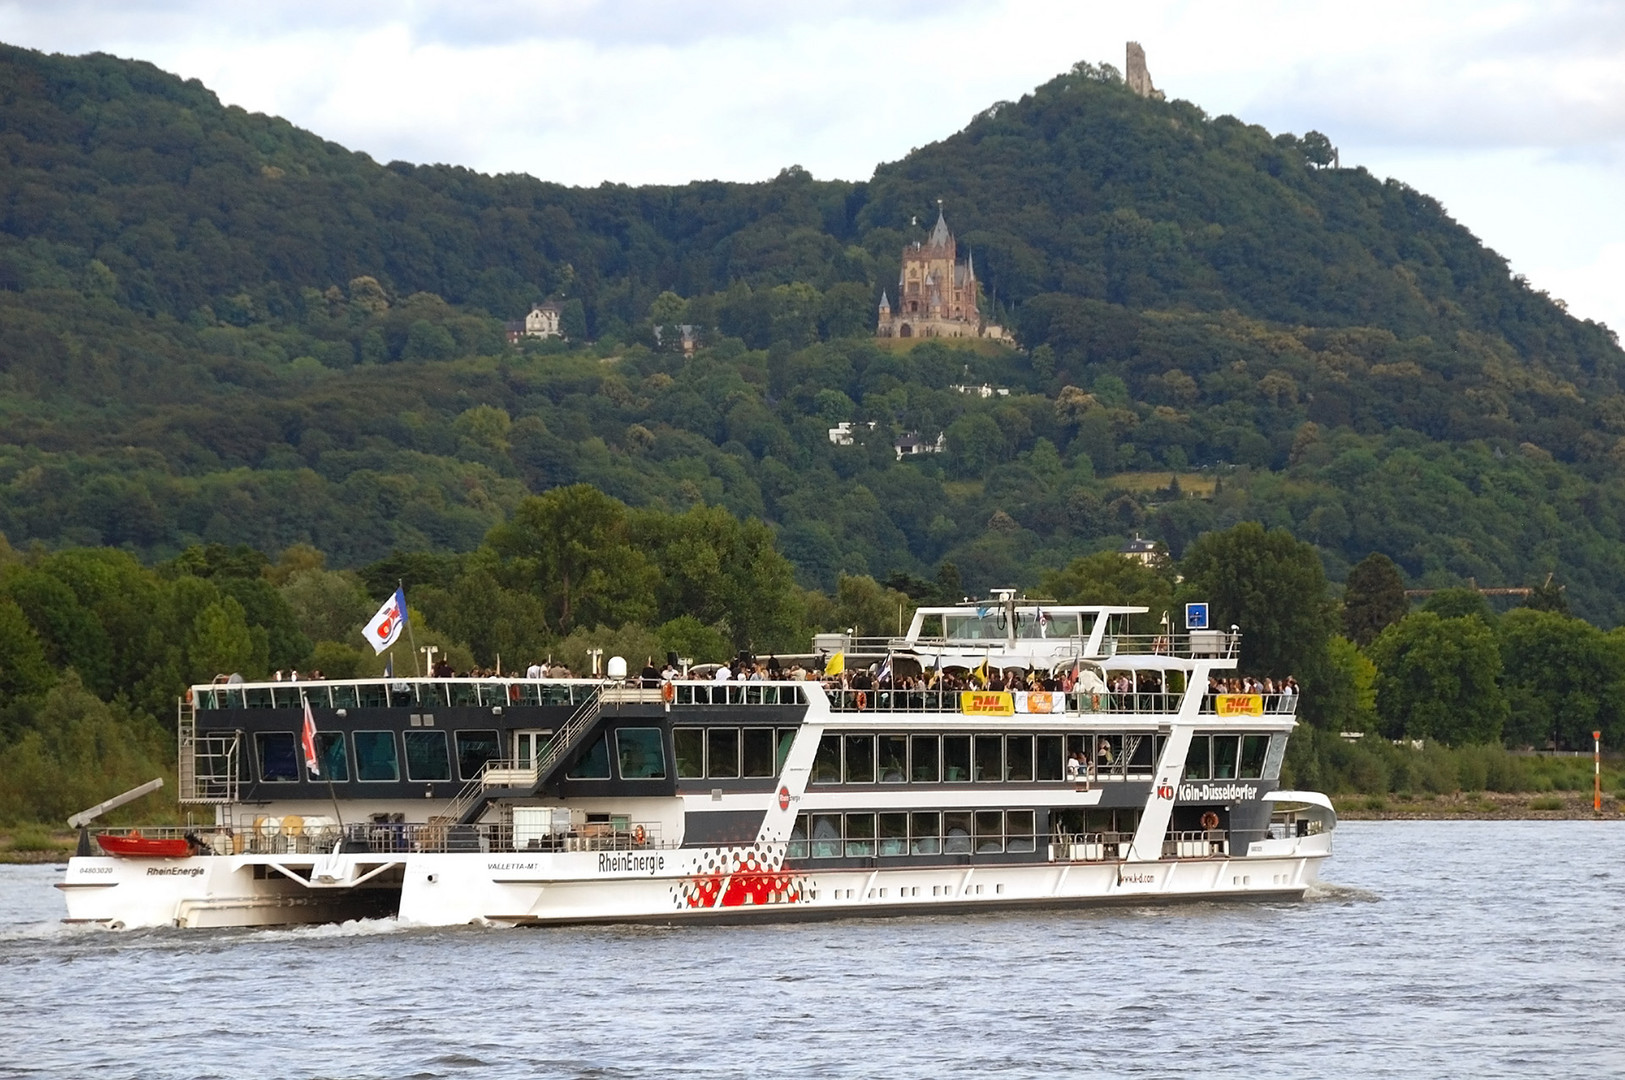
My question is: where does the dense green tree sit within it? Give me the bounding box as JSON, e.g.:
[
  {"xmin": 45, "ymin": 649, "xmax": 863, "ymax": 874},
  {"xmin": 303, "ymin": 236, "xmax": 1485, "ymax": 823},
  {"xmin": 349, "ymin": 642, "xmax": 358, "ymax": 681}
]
[
  {"xmin": 1496, "ymin": 608, "xmax": 1625, "ymax": 750},
  {"xmin": 1368, "ymin": 612, "xmax": 1507, "ymax": 744},
  {"xmin": 1178, "ymin": 522, "xmax": 1337, "ymax": 692},
  {"xmin": 1342, "ymin": 552, "xmax": 1410, "ymax": 646},
  {"xmin": 1421, "ymin": 588, "xmax": 1496, "ymax": 624}
]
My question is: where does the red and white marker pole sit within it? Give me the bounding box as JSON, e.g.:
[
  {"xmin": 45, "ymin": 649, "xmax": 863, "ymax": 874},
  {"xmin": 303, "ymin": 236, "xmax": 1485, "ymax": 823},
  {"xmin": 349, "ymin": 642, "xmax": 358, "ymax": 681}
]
[{"xmin": 1595, "ymin": 731, "xmax": 1603, "ymax": 814}]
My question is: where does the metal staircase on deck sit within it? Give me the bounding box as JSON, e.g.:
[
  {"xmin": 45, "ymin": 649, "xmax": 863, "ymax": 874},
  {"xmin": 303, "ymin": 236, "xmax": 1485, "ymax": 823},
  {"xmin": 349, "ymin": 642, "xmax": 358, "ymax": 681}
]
[{"xmin": 430, "ymin": 689, "xmax": 602, "ymax": 828}]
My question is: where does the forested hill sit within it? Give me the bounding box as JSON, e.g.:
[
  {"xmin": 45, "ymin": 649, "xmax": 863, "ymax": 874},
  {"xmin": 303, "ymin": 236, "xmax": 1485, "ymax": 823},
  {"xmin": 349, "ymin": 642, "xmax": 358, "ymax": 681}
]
[{"xmin": 4, "ymin": 43, "xmax": 1625, "ymax": 621}]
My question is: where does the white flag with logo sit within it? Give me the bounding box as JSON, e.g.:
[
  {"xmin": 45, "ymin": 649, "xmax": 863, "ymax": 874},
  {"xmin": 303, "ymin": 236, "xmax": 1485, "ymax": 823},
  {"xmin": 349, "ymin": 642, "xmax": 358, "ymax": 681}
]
[{"xmin": 363, "ymin": 588, "xmax": 408, "ymax": 655}]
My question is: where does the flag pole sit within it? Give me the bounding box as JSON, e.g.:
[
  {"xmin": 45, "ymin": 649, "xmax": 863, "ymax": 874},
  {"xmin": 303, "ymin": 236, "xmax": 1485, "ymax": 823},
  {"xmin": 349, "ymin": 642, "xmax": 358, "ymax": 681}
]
[
  {"xmin": 302, "ymin": 692, "xmax": 345, "ymax": 829},
  {"xmin": 401, "ymin": 578, "xmax": 421, "ymax": 676}
]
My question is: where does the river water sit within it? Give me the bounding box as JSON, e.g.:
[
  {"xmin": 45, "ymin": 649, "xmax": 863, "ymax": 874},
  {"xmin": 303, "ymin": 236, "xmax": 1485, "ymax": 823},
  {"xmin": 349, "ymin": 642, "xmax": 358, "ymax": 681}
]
[{"xmin": 1, "ymin": 820, "xmax": 1620, "ymax": 1079}]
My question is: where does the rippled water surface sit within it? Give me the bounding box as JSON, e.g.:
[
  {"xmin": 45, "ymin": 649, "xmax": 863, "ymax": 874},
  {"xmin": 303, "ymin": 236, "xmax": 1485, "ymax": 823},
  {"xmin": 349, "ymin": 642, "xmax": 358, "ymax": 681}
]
[{"xmin": 2, "ymin": 821, "xmax": 1621, "ymax": 1079}]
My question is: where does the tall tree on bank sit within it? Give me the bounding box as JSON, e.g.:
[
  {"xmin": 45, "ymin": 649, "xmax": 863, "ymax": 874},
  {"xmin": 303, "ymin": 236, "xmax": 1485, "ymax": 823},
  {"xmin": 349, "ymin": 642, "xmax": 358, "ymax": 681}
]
[
  {"xmin": 1367, "ymin": 612, "xmax": 1507, "ymax": 745},
  {"xmin": 1179, "ymin": 522, "xmax": 1337, "ymax": 720},
  {"xmin": 1342, "ymin": 552, "xmax": 1409, "ymax": 647}
]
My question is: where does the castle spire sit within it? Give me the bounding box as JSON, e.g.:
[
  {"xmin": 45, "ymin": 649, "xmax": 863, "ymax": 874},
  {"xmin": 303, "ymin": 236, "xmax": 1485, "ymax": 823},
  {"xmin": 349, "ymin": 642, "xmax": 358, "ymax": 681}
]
[
  {"xmin": 879, "ymin": 289, "xmax": 890, "ymax": 311},
  {"xmin": 929, "ymin": 200, "xmax": 951, "ymax": 247}
]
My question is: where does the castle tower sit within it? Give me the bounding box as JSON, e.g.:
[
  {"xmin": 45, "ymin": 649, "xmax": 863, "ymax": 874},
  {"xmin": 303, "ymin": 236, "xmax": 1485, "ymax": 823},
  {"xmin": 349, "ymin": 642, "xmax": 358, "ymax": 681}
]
[
  {"xmin": 876, "ymin": 202, "xmax": 985, "ymax": 340},
  {"xmin": 1126, "ymin": 42, "xmax": 1164, "ymax": 100}
]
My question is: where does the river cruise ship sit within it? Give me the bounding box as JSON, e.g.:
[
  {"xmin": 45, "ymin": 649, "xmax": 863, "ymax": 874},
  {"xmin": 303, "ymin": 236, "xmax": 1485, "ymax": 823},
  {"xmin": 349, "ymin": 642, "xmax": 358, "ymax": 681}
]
[{"xmin": 59, "ymin": 596, "xmax": 1335, "ymax": 929}]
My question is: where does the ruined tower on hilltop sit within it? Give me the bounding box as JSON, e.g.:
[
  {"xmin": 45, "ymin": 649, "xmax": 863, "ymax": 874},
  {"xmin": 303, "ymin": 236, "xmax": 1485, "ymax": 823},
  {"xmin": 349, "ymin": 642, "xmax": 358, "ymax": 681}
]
[
  {"xmin": 876, "ymin": 203, "xmax": 985, "ymax": 340},
  {"xmin": 1126, "ymin": 41, "xmax": 1164, "ymax": 101}
]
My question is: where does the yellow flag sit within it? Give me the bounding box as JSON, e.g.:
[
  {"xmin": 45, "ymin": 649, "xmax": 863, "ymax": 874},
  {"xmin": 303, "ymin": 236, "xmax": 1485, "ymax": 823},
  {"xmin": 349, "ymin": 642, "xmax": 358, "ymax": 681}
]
[
  {"xmin": 974, "ymin": 658, "xmax": 988, "ymax": 684},
  {"xmin": 825, "ymin": 651, "xmax": 845, "ymax": 676}
]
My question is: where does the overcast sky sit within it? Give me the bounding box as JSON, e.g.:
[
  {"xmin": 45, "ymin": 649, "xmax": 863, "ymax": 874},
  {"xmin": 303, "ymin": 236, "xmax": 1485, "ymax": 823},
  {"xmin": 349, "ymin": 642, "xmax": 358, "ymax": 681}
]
[{"xmin": 2, "ymin": 0, "xmax": 1621, "ymax": 333}]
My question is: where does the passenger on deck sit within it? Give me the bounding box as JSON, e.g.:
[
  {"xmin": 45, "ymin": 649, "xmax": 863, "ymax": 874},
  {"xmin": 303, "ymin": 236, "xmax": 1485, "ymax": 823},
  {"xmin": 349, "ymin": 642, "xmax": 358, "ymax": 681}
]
[
  {"xmin": 526, "ymin": 659, "xmax": 544, "ymax": 679},
  {"xmin": 640, "ymin": 657, "xmax": 660, "ymax": 688},
  {"xmin": 1066, "ymin": 753, "xmax": 1082, "ymax": 781},
  {"xmin": 714, "ymin": 661, "xmax": 732, "ymax": 682}
]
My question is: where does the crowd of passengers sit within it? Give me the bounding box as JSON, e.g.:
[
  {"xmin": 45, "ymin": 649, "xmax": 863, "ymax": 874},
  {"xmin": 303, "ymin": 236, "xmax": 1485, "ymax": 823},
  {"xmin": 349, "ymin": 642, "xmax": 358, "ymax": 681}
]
[{"xmin": 1209, "ymin": 674, "xmax": 1298, "ymax": 697}]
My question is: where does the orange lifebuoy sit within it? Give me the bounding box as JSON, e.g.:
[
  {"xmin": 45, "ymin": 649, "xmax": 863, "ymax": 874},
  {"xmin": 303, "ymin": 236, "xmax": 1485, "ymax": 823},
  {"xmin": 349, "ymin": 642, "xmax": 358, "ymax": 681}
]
[
  {"xmin": 1090, "ymin": 691, "xmax": 1101, "ymax": 711},
  {"xmin": 855, "ymin": 691, "xmax": 867, "ymax": 711},
  {"xmin": 633, "ymin": 824, "xmax": 647, "ymax": 845},
  {"xmin": 1200, "ymin": 811, "xmax": 1220, "ymax": 830},
  {"xmin": 184, "ymin": 688, "xmax": 194, "ymax": 704},
  {"xmin": 662, "ymin": 681, "xmax": 675, "ymax": 703}
]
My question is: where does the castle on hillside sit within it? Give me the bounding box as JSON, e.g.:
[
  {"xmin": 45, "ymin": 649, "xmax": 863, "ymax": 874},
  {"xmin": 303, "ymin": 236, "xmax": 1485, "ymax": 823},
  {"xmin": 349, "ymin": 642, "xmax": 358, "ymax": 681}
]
[{"xmin": 876, "ymin": 205, "xmax": 987, "ymax": 340}]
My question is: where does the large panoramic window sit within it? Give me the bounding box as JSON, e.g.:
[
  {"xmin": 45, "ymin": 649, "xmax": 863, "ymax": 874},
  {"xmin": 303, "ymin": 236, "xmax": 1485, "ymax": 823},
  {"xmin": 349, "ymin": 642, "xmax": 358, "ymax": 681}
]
[
  {"xmin": 973, "ymin": 735, "xmax": 1003, "ymax": 782},
  {"xmin": 707, "ymin": 727, "xmax": 740, "ymax": 779},
  {"xmin": 1183, "ymin": 735, "xmax": 1211, "ymax": 781},
  {"xmin": 1211, "ymin": 735, "xmax": 1240, "ymax": 780},
  {"xmin": 843, "ymin": 735, "xmax": 875, "ymax": 784},
  {"xmin": 1240, "ymin": 735, "xmax": 1270, "ymax": 779},
  {"xmin": 566, "ymin": 733, "xmax": 612, "ymax": 780},
  {"xmin": 741, "ymin": 728, "xmax": 776, "ymax": 778},
  {"xmin": 255, "ymin": 732, "xmax": 298, "ymax": 783},
  {"xmin": 943, "ymin": 736, "xmax": 971, "ymax": 782},
  {"xmin": 616, "ymin": 728, "xmax": 667, "ymax": 780},
  {"xmin": 877, "ymin": 735, "xmax": 907, "ymax": 783},
  {"xmin": 1036, "ymin": 735, "xmax": 1064, "ymax": 782},
  {"xmin": 811, "ymin": 735, "xmax": 841, "ymax": 784},
  {"xmin": 674, "ymin": 728, "xmax": 704, "ymax": 779},
  {"xmin": 910, "ymin": 735, "xmax": 940, "ymax": 783},
  {"xmin": 314, "ymin": 732, "xmax": 348, "ymax": 782},
  {"xmin": 403, "ymin": 730, "xmax": 451, "ymax": 782},
  {"xmin": 353, "ymin": 731, "xmax": 399, "ymax": 782},
  {"xmin": 454, "ymin": 729, "xmax": 500, "ymax": 782},
  {"xmin": 1005, "ymin": 736, "xmax": 1034, "ymax": 782}
]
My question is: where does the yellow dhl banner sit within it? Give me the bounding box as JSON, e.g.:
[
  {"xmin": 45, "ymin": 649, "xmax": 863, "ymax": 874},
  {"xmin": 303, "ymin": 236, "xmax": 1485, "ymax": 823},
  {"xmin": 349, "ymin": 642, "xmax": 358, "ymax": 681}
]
[
  {"xmin": 1216, "ymin": 694, "xmax": 1263, "ymax": 716},
  {"xmin": 961, "ymin": 691, "xmax": 1015, "ymax": 717}
]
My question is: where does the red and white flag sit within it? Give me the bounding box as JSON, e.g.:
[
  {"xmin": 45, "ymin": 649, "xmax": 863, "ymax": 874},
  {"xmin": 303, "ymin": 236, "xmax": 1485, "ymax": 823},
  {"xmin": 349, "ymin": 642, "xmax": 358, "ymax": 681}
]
[
  {"xmin": 301, "ymin": 696, "xmax": 320, "ymax": 778},
  {"xmin": 362, "ymin": 587, "xmax": 408, "ymax": 655}
]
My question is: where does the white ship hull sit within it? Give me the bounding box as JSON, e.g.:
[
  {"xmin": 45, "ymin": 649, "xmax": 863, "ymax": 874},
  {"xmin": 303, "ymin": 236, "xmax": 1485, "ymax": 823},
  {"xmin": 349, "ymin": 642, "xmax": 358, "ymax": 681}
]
[{"xmin": 61, "ymin": 833, "xmax": 1330, "ymax": 929}]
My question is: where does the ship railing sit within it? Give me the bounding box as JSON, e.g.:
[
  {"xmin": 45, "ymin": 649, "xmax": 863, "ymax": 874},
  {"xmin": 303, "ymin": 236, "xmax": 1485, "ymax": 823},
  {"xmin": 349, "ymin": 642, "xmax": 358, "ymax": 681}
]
[
  {"xmin": 190, "ymin": 678, "xmax": 605, "ymax": 711},
  {"xmin": 1101, "ymin": 633, "xmax": 1239, "ymax": 659},
  {"xmin": 669, "ymin": 681, "xmax": 810, "ymax": 707},
  {"xmin": 1045, "ymin": 829, "xmax": 1230, "ymax": 862},
  {"xmin": 89, "ymin": 818, "xmax": 673, "ymax": 857},
  {"xmin": 827, "ymin": 688, "xmax": 963, "ymax": 713},
  {"xmin": 1046, "ymin": 830, "xmax": 1137, "ymax": 861},
  {"xmin": 1162, "ymin": 829, "xmax": 1230, "ymax": 858}
]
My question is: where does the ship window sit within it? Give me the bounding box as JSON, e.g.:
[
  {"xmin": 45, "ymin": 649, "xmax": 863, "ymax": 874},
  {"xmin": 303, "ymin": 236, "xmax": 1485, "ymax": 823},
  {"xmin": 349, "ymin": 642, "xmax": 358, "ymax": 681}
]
[
  {"xmin": 1036, "ymin": 735, "xmax": 1063, "ymax": 781},
  {"xmin": 255, "ymin": 732, "xmax": 299, "ymax": 783},
  {"xmin": 315, "ymin": 732, "xmax": 348, "ymax": 782},
  {"xmin": 1212, "ymin": 735, "xmax": 1240, "ymax": 780},
  {"xmin": 353, "ymin": 730, "xmax": 399, "ymax": 782},
  {"xmin": 613, "ymin": 728, "xmax": 665, "ymax": 780},
  {"xmin": 1240, "ymin": 734, "xmax": 1269, "ymax": 779},
  {"xmin": 844, "ymin": 812, "xmax": 875, "ymax": 856},
  {"xmin": 776, "ymin": 729, "xmax": 797, "ymax": 772},
  {"xmin": 1005, "ymin": 736, "xmax": 1034, "ymax": 781},
  {"xmin": 878, "ymin": 812, "xmax": 908, "ymax": 856},
  {"xmin": 566, "ymin": 733, "xmax": 612, "ymax": 780},
  {"xmin": 943, "ymin": 735, "xmax": 971, "ymax": 782},
  {"xmin": 1184, "ymin": 736, "xmax": 1211, "ymax": 781},
  {"xmin": 973, "ymin": 735, "xmax": 1003, "ymax": 782},
  {"xmin": 1007, "ymin": 810, "xmax": 1036, "ymax": 852},
  {"xmin": 707, "ymin": 728, "xmax": 740, "ymax": 779},
  {"xmin": 741, "ymin": 728, "xmax": 776, "ymax": 778},
  {"xmin": 975, "ymin": 811, "xmax": 1005, "ymax": 853},
  {"xmin": 811, "ymin": 735, "xmax": 841, "ymax": 784},
  {"xmin": 454, "ymin": 729, "xmax": 500, "ymax": 782},
  {"xmin": 810, "ymin": 813, "xmax": 842, "ymax": 857},
  {"xmin": 943, "ymin": 811, "xmax": 972, "ymax": 853},
  {"xmin": 910, "ymin": 812, "xmax": 941, "ymax": 855},
  {"xmin": 878, "ymin": 735, "xmax": 907, "ymax": 783},
  {"xmin": 910, "ymin": 735, "xmax": 940, "ymax": 783},
  {"xmin": 403, "ymin": 730, "xmax": 451, "ymax": 782},
  {"xmin": 674, "ymin": 728, "xmax": 705, "ymax": 778},
  {"xmin": 844, "ymin": 735, "xmax": 876, "ymax": 784},
  {"xmin": 787, "ymin": 815, "xmax": 809, "ymax": 859}
]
